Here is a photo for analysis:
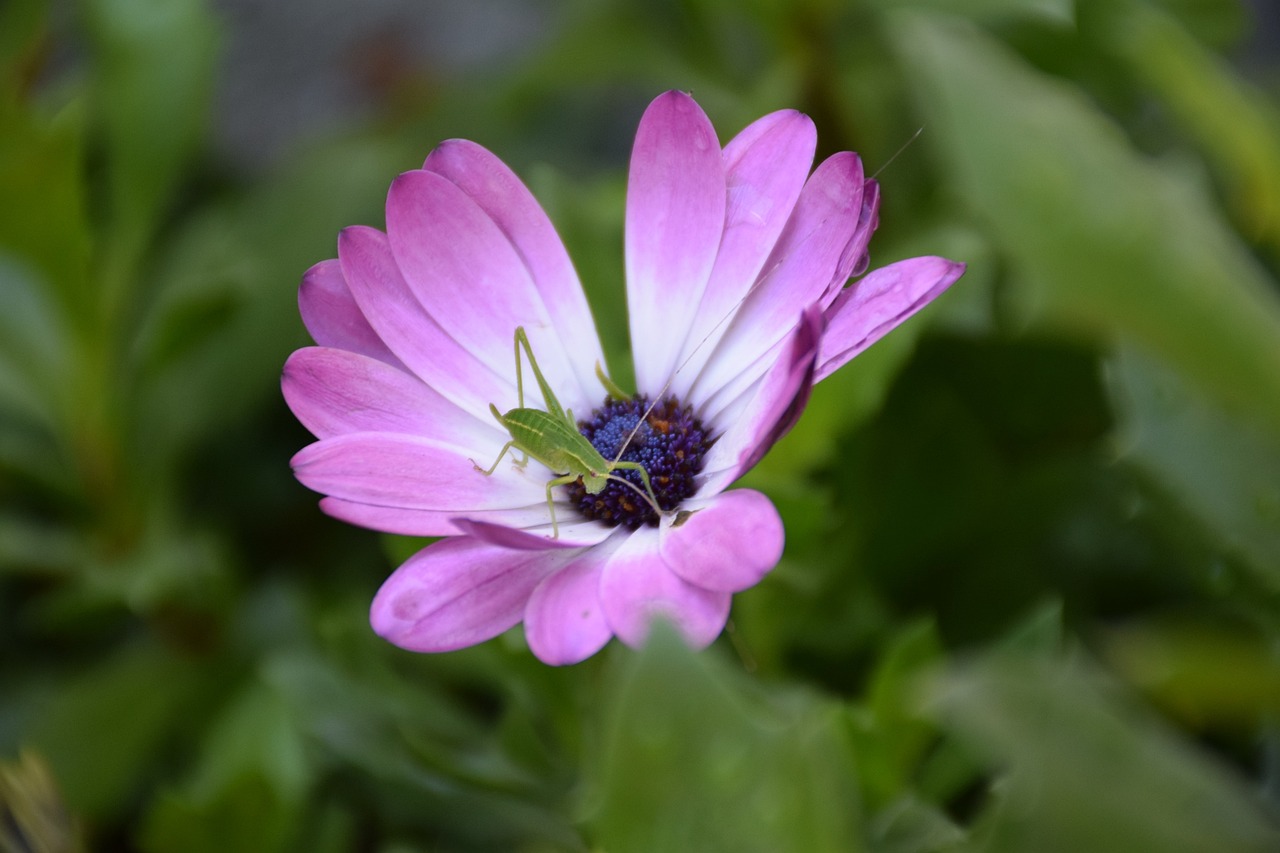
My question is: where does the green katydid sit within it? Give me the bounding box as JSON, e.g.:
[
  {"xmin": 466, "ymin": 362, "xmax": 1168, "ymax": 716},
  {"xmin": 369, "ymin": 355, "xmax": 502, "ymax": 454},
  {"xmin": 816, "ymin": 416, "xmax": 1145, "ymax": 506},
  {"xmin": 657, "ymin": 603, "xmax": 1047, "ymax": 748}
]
[{"xmin": 473, "ymin": 327, "xmax": 663, "ymax": 538}]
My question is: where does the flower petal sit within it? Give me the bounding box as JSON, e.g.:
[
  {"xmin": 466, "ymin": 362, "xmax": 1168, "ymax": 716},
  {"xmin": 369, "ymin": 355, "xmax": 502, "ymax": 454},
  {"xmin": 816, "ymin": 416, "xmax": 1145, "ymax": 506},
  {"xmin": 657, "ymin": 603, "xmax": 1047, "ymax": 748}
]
[
  {"xmin": 282, "ymin": 346, "xmax": 500, "ymax": 448},
  {"xmin": 338, "ymin": 225, "xmax": 516, "ymax": 420},
  {"xmin": 599, "ymin": 526, "xmax": 731, "ymax": 649},
  {"xmin": 524, "ymin": 540, "xmax": 621, "ymax": 665},
  {"xmin": 626, "ymin": 91, "xmax": 727, "ymax": 396},
  {"xmin": 319, "ymin": 497, "xmax": 553, "ymax": 538},
  {"xmin": 298, "ymin": 259, "xmax": 404, "ymax": 369},
  {"xmin": 699, "ymin": 306, "xmax": 823, "ymax": 493},
  {"xmin": 692, "ymin": 152, "xmax": 865, "ymax": 404},
  {"xmin": 371, "ymin": 537, "xmax": 571, "ymax": 653},
  {"xmin": 451, "ymin": 517, "xmax": 613, "ymax": 550},
  {"xmin": 423, "ymin": 139, "xmax": 606, "ymax": 398},
  {"xmin": 671, "ymin": 109, "xmax": 817, "ymax": 400},
  {"xmin": 816, "ymin": 256, "xmax": 966, "ymax": 382},
  {"xmin": 659, "ymin": 489, "xmax": 783, "ymax": 593},
  {"xmin": 386, "ymin": 170, "xmax": 592, "ymax": 416},
  {"xmin": 291, "ymin": 432, "xmax": 543, "ymax": 517}
]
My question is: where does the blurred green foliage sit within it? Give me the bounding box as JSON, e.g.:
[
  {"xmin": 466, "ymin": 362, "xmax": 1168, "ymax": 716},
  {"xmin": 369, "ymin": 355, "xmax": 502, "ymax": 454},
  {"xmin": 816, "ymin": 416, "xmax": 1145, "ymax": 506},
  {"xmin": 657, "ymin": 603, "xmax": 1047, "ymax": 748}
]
[{"xmin": 3, "ymin": 0, "xmax": 1280, "ymax": 849}]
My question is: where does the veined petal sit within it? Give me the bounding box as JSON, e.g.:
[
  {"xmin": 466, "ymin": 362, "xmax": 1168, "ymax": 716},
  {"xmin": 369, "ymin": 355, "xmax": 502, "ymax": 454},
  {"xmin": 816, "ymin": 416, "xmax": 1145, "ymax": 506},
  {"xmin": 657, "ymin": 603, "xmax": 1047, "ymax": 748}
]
[
  {"xmin": 660, "ymin": 489, "xmax": 783, "ymax": 593},
  {"xmin": 371, "ymin": 537, "xmax": 573, "ymax": 653},
  {"xmin": 816, "ymin": 256, "xmax": 966, "ymax": 381},
  {"xmin": 298, "ymin": 259, "xmax": 404, "ymax": 369},
  {"xmin": 338, "ymin": 225, "xmax": 516, "ymax": 421},
  {"xmin": 671, "ymin": 110, "xmax": 817, "ymax": 400},
  {"xmin": 386, "ymin": 170, "xmax": 591, "ymax": 417},
  {"xmin": 699, "ymin": 306, "xmax": 823, "ymax": 494},
  {"xmin": 282, "ymin": 347, "xmax": 501, "ymax": 448},
  {"xmin": 599, "ymin": 526, "xmax": 731, "ymax": 649},
  {"xmin": 524, "ymin": 539, "xmax": 622, "ymax": 665},
  {"xmin": 424, "ymin": 139, "xmax": 606, "ymax": 399},
  {"xmin": 292, "ymin": 432, "xmax": 543, "ymax": 514},
  {"xmin": 319, "ymin": 497, "xmax": 555, "ymax": 538},
  {"xmin": 451, "ymin": 517, "xmax": 614, "ymax": 551},
  {"xmin": 626, "ymin": 91, "xmax": 727, "ymax": 396},
  {"xmin": 692, "ymin": 152, "xmax": 865, "ymax": 403}
]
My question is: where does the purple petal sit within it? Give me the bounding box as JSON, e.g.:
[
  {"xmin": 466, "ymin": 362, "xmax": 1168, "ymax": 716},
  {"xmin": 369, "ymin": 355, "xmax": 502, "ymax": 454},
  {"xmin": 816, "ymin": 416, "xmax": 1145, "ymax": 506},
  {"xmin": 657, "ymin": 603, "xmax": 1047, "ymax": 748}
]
[
  {"xmin": 319, "ymin": 497, "xmax": 553, "ymax": 538},
  {"xmin": 291, "ymin": 432, "xmax": 543, "ymax": 515},
  {"xmin": 282, "ymin": 347, "xmax": 500, "ymax": 448},
  {"xmin": 385, "ymin": 170, "xmax": 593, "ymax": 416},
  {"xmin": 693, "ymin": 152, "xmax": 865, "ymax": 403},
  {"xmin": 338, "ymin": 225, "xmax": 516, "ymax": 420},
  {"xmin": 660, "ymin": 489, "xmax": 783, "ymax": 593},
  {"xmin": 423, "ymin": 140, "xmax": 606, "ymax": 397},
  {"xmin": 816, "ymin": 256, "xmax": 966, "ymax": 381},
  {"xmin": 834, "ymin": 180, "xmax": 881, "ymax": 293},
  {"xmin": 599, "ymin": 526, "xmax": 731, "ymax": 648},
  {"xmin": 524, "ymin": 542, "xmax": 620, "ymax": 665},
  {"xmin": 699, "ymin": 306, "xmax": 823, "ymax": 493},
  {"xmin": 371, "ymin": 537, "xmax": 570, "ymax": 653},
  {"xmin": 626, "ymin": 91, "xmax": 727, "ymax": 396},
  {"xmin": 298, "ymin": 259, "xmax": 404, "ymax": 369},
  {"xmin": 450, "ymin": 517, "xmax": 612, "ymax": 550},
  {"xmin": 671, "ymin": 110, "xmax": 817, "ymax": 400}
]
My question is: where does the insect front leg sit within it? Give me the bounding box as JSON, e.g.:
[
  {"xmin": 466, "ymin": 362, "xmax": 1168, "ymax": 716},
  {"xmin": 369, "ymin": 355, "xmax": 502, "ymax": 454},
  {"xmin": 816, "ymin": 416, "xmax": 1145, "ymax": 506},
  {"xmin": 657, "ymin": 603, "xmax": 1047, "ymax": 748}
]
[{"xmin": 473, "ymin": 440, "xmax": 520, "ymax": 476}]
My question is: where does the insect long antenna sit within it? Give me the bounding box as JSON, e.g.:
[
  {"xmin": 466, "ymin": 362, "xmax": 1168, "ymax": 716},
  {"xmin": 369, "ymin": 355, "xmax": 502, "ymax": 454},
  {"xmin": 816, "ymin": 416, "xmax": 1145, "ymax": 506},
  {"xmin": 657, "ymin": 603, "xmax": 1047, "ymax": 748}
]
[
  {"xmin": 869, "ymin": 126, "xmax": 923, "ymax": 180},
  {"xmin": 606, "ymin": 472, "xmax": 664, "ymax": 518}
]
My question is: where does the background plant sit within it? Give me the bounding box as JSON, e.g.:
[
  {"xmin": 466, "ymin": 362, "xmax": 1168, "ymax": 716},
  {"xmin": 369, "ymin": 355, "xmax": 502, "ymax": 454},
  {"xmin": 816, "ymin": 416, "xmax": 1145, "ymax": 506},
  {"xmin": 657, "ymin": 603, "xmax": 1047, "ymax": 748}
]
[{"xmin": 3, "ymin": 0, "xmax": 1280, "ymax": 850}]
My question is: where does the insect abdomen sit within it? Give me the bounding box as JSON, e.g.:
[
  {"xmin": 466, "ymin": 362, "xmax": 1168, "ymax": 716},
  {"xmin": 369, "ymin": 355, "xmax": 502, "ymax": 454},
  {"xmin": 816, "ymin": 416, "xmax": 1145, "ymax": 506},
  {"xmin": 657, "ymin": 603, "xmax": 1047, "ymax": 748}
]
[{"xmin": 501, "ymin": 408, "xmax": 609, "ymax": 476}]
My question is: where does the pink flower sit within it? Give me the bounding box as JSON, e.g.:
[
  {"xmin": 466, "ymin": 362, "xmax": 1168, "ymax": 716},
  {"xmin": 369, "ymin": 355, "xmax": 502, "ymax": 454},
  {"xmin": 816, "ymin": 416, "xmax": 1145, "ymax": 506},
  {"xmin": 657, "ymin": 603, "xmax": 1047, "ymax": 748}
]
[{"xmin": 284, "ymin": 91, "xmax": 965, "ymax": 665}]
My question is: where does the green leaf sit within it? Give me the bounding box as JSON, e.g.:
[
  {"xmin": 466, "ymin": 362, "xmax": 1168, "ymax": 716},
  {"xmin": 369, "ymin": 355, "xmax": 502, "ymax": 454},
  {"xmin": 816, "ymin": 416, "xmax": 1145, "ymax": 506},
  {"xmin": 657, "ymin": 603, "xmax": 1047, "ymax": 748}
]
[
  {"xmin": 1107, "ymin": 345, "xmax": 1280, "ymax": 591},
  {"xmin": 79, "ymin": 0, "xmax": 217, "ymax": 273},
  {"xmin": 0, "ymin": 94, "xmax": 91, "ymax": 332},
  {"xmin": 139, "ymin": 682, "xmax": 310, "ymax": 853},
  {"xmin": 1105, "ymin": 620, "xmax": 1280, "ymax": 728},
  {"xmin": 586, "ymin": 627, "xmax": 863, "ymax": 852},
  {"xmin": 20, "ymin": 641, "xmax": 205, "ymax": 819},
  {"xmin": 893, "ymin": 14, "xmax": 1280, "ymax": 440},
  {"xmin": 925, "ymin": 653, "xmax": 1280, "ymax": 852},
  {"xmin": 1080, "ymin": 0, "xmax": 1280, "ymax": 256},
  {"xmin": 847, "ymin": 619, "xmax": 945, "ymax": 811}
]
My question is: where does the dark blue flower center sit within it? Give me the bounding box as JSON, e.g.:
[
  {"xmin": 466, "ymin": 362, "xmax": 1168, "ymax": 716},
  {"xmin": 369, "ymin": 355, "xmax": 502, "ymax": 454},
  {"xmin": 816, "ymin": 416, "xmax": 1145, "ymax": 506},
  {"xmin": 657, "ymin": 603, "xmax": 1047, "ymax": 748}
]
[{"xmin": 565, "ymin": 396, "xmax": 713, "ymax": 529}]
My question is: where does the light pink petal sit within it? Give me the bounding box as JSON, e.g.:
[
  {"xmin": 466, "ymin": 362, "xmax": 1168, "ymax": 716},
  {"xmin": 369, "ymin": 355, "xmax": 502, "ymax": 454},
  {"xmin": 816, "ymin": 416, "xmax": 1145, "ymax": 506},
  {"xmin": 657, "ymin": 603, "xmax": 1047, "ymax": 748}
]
[
  {"xmin": 699, "ymin": 306, "xmax": 823, "ymax": 494},
  {"xmin": 298, "ymin": 259, "xmax": 404, "ymax": 369},
  {"xmin": 423, "ymin": 139, "xmax": 606, "ymax": 398},
  {"xmin": 670, "ymin": 110, "xmax": 817, "ymax": 400},
  {"xmin": 626, "ymin": 91, "xmax": 727, "ymax": 396},
  {"xmin": 385, "ymin": 170, "xmax": 592, "ymax": 417},
  {"xmin": 291, "ymin": 432, "xmax": 543, "ymax": 516},
  {"xmin": 338, "ymin": 225, "xmax": 516, "ymax": 420},
  {"xmin": 690, "ymin": 152, "xmax": 865, "ymax": 404},
  {"xmin": 319, "ymin": 497, "xmax": 553, "ymax": 538},
  {"xmin": 371, "ymin": 537, "xmax": 572, "ymax": 653},
  {"xmin": 451, "ymin": 517, "xmax": 613, "ymax": 550},
  {"xmin": 524, "ymin": 540, "xmax": 622, "ymax": 665},
  {"xmin": 282, "ymin": 347, "xmax": 501, "ymax": 448},
  {"xmin": 832, "ymin": 180, "xmax": 881, "ymax": 297},
  {"xmin": 816, "ymin": 256, "xmax": 966, "ymax": 381},
  {"xmin": 599, "ymin": 526, "xmax": 731, "ymax": 649},
  {"xmin": 659, "ymin": 489, "xmax": 783, "ymax": 593}
]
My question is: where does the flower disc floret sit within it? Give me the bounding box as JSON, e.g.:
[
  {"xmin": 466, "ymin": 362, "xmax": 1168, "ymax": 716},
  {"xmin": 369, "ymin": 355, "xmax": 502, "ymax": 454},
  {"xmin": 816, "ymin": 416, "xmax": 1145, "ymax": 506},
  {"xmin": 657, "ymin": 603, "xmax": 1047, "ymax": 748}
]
[{"xmin": 567, "ymin": 396, "xmax": 712, "ymax": 529}]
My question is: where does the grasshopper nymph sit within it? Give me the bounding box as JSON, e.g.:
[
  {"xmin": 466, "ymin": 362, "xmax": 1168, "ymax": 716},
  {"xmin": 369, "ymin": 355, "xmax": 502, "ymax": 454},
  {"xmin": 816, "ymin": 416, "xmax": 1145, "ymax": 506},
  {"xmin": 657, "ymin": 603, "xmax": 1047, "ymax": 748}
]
[{"xmin": 474, "ymin": 327, "xmax": 663, "ymax": 538}]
